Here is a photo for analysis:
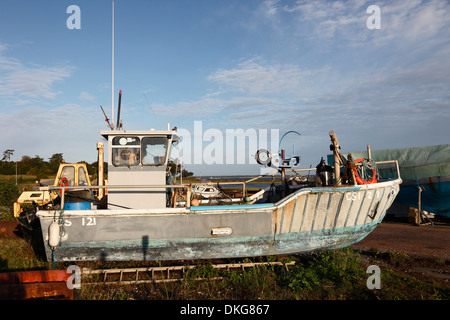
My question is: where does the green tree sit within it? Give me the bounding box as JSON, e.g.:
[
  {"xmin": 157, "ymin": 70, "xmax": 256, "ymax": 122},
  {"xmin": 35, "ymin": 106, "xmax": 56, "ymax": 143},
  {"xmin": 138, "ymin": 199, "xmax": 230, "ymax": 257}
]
[
  {"xmin": 19, "ymin": 155, "xmax": 32, "ymax": 175},
  {"xmin": 0, "ymin": 161, "xmax": 15, "ymax": 175},
  {"xmin": 1, "ymin": 149, "xmax": 14, "ymax": 162},
  {"xmin": 49, "ymin": 153, "xmax": 64, "ymax": 173},
  {"xmin": 0, "ymin": 179, "xmax": 19, "ymax": 215}
]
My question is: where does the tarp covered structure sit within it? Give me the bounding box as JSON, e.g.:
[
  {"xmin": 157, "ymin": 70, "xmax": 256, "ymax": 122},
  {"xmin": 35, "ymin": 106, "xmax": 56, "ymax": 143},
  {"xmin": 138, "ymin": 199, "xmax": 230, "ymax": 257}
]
[{"xmin": 327, "ymin": 144, "xmax": 450, "ymax": 216}]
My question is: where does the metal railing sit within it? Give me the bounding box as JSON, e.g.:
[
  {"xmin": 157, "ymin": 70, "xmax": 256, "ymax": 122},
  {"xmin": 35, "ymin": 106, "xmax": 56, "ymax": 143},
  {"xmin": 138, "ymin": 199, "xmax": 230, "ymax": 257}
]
[
  {"xmin": 40, "ymin": 160, "xmax": 400, "ymax": 210},
  {"xmin": 40, "ymin": 184, "xmax": 192, "ymax": 209}
]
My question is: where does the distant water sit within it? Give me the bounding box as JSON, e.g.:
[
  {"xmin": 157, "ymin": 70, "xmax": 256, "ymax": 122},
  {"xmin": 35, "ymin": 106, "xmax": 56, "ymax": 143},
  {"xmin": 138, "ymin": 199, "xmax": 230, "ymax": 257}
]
[
  {"xmin": 197, "ymin": 173, "xmax": 315, "ymax": 181},
  {"xmin": 197, "ymin": 175, "xmax": 279, "ymax": 181}
]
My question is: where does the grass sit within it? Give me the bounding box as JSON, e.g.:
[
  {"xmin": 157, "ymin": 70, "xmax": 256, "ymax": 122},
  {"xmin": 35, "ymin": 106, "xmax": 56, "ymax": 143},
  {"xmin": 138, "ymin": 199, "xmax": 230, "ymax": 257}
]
[
  {"xmin": 0, "ymin": 231, "xmax": 448, "ymax": 300},
  {"xmin": 77, "ymin": 248, "xmax": 449, "ymax": 300},
  {"xmin": 0, "ymin": 235, "xmax": 49, "ymax": 272}
]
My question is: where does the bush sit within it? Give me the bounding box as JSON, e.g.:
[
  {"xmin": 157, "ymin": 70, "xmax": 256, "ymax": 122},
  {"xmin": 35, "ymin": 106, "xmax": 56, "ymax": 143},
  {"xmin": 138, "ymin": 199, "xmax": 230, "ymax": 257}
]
[
  {"xmin": 0, "ymin": 179, "xmax": 19, "ymax": 218},
  {"xmin": 287, "ymin": 248, "xmax": 366, "ymax": 297}
]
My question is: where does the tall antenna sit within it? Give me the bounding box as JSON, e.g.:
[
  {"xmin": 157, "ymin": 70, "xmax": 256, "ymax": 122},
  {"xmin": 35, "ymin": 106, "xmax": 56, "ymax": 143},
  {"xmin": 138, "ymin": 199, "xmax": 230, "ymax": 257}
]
[{"xmin": 111, "ymin": 0, "xmax": 115, "ymax": 128}]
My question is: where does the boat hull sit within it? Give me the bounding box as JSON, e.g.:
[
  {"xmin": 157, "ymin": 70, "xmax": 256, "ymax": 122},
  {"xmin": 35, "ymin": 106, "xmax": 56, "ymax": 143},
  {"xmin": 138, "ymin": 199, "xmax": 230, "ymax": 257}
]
[{"xmin": 37, "ymin": 179, "xmax": 401, "ymax": 262}]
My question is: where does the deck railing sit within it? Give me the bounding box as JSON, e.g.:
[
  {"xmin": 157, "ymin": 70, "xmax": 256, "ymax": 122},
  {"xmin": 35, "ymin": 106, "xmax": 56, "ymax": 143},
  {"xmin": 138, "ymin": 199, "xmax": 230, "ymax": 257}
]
[{"xmin": 40, "ymin": 160, "xmax": 400, "ymax": 210}]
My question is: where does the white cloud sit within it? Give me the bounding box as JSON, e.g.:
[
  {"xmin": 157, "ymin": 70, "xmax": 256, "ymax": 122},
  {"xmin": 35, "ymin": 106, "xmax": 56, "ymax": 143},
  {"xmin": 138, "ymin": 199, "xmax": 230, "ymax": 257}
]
[
  {"xmin": 3, "ymin": 67, "xmax": 71, "ymax": 99},
  {"xmin": 0, "ymin": 43, "xmax": 72, "ymax": 102},
  {"xmin": 145, "ymin": 0, "xmax": 449, "ymax": 161},
  {"xmin": 384, "ymin": 0, "xmax": 449, "ymax": 42},
  {"xmin": 151, "ymin": 97, "xmax": 224, "ymax": 115},
  {"xmin": 208, "ymin": 58, "xmax": 315, "ymax": 95},
  {"xmin": 79, "ymin": 91, "xmax": 96, "ymax": 101},
  {"xmin": 0, "ymin": 104, "xmax": 103, "ymax": 162},
  {"xmin": 281, "ymin": 0, "xmax": 450, "ymax": 46},
  {"xmin": 259, "ymin": 0, "xmax": 281, "ymax": 17}
]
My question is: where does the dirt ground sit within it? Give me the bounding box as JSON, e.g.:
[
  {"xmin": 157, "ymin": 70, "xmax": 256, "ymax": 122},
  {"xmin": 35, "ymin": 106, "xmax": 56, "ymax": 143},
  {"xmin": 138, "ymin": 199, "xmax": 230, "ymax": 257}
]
[
  {"xmin": 352, "ymin": 220, "xmax": 450, "ymax": 259},
  {"xmin": 352, "ymin": 219, "xmax": 450, "ymax": 283}
]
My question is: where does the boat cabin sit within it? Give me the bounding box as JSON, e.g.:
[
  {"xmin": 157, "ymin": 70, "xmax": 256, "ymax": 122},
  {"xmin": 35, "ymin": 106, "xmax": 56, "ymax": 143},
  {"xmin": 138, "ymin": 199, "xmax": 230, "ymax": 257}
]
[{"xmin": 101, "ymin": 129, "xmax": 179, "ymax": 209}]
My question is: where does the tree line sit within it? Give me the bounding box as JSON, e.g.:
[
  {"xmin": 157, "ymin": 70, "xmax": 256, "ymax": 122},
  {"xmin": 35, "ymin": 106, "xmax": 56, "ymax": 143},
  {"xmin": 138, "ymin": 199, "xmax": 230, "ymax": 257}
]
[
  {"xmin": 1, "ymin": 149, "xmax": 192, "ymax": 181},
  {"xmin": 1, "ymin": 150, "xmax": 102, "ymax": 180}
]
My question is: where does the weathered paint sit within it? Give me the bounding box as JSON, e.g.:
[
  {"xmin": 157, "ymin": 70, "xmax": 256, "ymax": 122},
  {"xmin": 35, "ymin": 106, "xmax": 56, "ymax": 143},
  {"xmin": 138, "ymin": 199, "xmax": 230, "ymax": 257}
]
[
  {"xmin": 41, "ymin": 221, "xmax": 380, "ymax": 262},
  {"xmin": 37, "ymin": 179, "xmax": 401, "ymax": 262}
]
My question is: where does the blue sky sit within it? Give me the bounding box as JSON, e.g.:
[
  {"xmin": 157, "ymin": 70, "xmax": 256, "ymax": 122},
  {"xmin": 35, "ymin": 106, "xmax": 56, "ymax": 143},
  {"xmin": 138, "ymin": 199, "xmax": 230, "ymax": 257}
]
[{"xmin": 0, "ymin": 0, "xmax": 449, "ymax": 175}]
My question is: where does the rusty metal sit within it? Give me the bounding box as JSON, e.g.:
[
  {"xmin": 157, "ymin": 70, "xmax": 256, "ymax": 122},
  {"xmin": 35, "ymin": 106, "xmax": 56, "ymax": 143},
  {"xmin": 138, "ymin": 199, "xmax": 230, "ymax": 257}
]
[
  {"xmin": 0, "ymin": 270, "xmax": 69, "ymax": 284},
  {"xmin": 0, "ymin": 221, "xmax": 22, "ymax": 238},
  {"xmin": 0, "ymin": 282, "xmax": 73, "ymax": 300},
  {"xmin": 0, "ymin": 270, "xmax": 72, "ymax": 300}
]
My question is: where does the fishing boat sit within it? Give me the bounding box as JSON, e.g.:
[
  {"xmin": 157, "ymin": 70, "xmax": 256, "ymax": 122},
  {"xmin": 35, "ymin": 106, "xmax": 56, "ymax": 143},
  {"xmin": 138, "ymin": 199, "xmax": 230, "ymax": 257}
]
[
  {"xmin": 330, "ymin": 144, "xmax": 450, "ymax": 218},
  {"xmin": 34, "ymin": 125, "xmax": 402, "ymax": 262}
]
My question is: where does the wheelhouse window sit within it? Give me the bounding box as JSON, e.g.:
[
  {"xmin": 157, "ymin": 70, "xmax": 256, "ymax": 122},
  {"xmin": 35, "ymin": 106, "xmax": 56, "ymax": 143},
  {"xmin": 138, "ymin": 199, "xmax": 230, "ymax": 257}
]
[
  {"xmin": 112, "ymin": 136, "xmax": 140, "ymax": 167},
  {"xmin": 142, "ymin": 137, "xmax": 168, "ymax": 166}
]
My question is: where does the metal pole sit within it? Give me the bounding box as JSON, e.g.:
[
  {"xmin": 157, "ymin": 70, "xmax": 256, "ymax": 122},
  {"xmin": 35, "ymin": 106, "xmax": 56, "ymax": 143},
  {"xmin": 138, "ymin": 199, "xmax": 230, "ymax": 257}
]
[
  {"xmin": 417, "ymin": 185, "xmax": 425, "ymax": 225},
  {"xmin": 111, "ymin": 0, "xmax": 115, "ymax": 128},
  {"xmin": 329, "ymin": 131, "xmax": 341, "ymax": 186},
  {"xmin": 186, "ymin": 186, "xmax": 191, "ymax": 208},
  {"xmin": 97, "ymin": 142, "xmax": 104, "ymax": 199},
  {"xmin": 61, "ymin": 189, "xmax": 65, "ymax": 210},
  {"xmin": 116, "ymin": 90, "xmax": 122, "ymax": 129}
]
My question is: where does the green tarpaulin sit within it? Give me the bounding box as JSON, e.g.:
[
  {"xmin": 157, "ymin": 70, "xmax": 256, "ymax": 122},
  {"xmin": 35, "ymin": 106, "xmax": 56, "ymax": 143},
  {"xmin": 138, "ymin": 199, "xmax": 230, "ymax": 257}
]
[{"xmin": 327, "ymin": 144, "xmax": 450, "ymax": 181}]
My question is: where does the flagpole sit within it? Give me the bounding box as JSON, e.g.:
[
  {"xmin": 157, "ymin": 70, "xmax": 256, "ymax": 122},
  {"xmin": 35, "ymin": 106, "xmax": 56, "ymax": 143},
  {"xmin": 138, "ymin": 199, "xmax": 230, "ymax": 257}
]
[{"xmin": 111, "ymin": 0, "xmax": 115, "ymax": 129}]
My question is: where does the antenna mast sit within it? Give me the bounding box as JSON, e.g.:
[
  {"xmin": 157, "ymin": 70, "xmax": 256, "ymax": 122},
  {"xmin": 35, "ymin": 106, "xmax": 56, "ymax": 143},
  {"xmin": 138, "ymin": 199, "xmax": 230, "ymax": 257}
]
[{"xmin": 111, "ymin": 0, "xmax": 115, "ymax": 128}]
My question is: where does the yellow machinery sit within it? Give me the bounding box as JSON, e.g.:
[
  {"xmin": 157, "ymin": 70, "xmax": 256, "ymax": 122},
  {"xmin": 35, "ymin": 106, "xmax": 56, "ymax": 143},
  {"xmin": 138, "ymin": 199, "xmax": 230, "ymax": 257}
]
[{"xmin": 14, "ymin": 162, "xmax": 92, "ymax": 227}]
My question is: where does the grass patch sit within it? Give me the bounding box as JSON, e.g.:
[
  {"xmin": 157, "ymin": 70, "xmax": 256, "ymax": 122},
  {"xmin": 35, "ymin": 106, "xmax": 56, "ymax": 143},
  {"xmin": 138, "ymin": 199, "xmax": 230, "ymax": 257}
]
[
  {"xmin": 0, "ymin": 233, "xmax": 448, "ymax": 300},
  {"xmin": 0, "ymin": 235, "xmax": 49, "ymax": 272},
  {"xmin": 77, "ymin": 248, "xmax": 449, "ymax": 300}
]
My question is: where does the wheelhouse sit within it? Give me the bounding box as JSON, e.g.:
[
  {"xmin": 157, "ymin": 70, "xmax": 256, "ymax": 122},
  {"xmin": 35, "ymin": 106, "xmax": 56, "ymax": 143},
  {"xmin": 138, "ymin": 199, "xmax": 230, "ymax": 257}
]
[{"xmin": 101, "ymin": 129, "xmax": 179, "ymax": 209}]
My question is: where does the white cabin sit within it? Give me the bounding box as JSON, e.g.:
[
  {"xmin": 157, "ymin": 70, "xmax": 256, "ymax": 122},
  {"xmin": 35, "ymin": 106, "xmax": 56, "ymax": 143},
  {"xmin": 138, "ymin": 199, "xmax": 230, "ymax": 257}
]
[{"xmin": 101, "ymin": 129, "xmax": 179, "ymax": 209}]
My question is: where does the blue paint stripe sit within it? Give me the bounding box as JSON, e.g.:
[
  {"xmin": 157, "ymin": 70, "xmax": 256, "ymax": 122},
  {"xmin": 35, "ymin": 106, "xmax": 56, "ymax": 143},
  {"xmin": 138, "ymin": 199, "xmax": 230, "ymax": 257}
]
[
  {"xmin": 189, "ymin": 203, "xmax": 274, "ymax": 211},
  {"xmin": 309, "ymin": 186, "xmax": 361, "ymax": 193}
]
